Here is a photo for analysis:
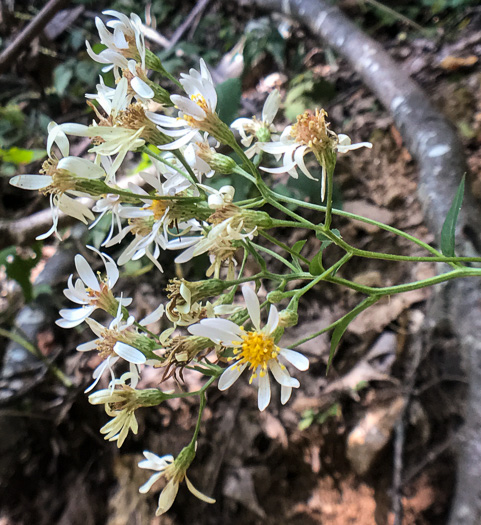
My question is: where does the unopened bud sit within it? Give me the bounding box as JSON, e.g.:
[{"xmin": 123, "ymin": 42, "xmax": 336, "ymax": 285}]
[{"xmin": 278, "ymin": 309, "xmax": 298, "ymax": 328}]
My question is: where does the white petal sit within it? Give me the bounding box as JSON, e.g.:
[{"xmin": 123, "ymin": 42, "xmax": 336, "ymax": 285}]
[
  {"xmin": 262, "ymin": 89, "xmax": 281, "ymax": 124},
  {"xmin": 10, "ymin": 175, "xmax": 51, "ymax": 190},
  {"xmin": 171, "ymin": 95, "xmax": 206, "ymax": 120},
  {"xmin": 265, "ymin": 305, "xmax": 279, "ymax": 335},
  {"xmin": 279, "ymin": 348, "xmax": 309, "ymax": 370},
  {"xmin": 199, "ymin": 318, "xmax": 243, "ymax": 335},
  {"xmin": 260, "ymin": 162, "xmax": 297, "ymax": 174},
  {"xmin": 58, "ymin": 306, "xmax": 94, "ymax": 322},
  {"xmin": 114, "ymin": 342, "xmax": 146, "ymax": 364},
  {"xmin": 139, "ymin": 472, "xmax": 163, "ymax": 494},
  {"xmin": 131, "ymin": 76, "xmax": 155, "ymax": 99},
  {"xmin": 258, "ymin": 373, "xmax": 271, "ymax": 411},
  {"xmin": 140, "ymin": 304, "xmax": 164, "ymax": 326},
  {"xmin": 156, "ymin": 480, "xmax": 179, "ymax": 515},
  {"xmin": 185, "ymin": 476, "xmax": 216, "ymax": 503},
  {"xmin": 280, "ymin": 385, "xmax": 292, "ymax": 405},
  {"xmin": 242, "ymin": 285, "xmax": 260, "ymax": 331},
  {"xmin": 294, "ymin": 146, "xmax": 318, "ymax": 180},
  {"xmin": 218, "ymin": 362, "xmax": 246, "ymax": 390},
  {"xmin": 188, "ymin": 324, "xmax": 239, "ymax": 345},
  {"xmin": 75, "ymin": 254, "xmax": 100, "ymax": 291},
  {"xmin": 157, "ymin": 130, "xmax": 198, "ymax": 150},
  {"xmin": 58, "ymin": 157, "xmax": 105, "ymax": 179},
  {"xmin": 260, "ymin": 142, "xmax": 292, "ymax": 154},
  {"xmin": 268, "ymin": 360, "xmax": 300, "ymax": 388},
  {"xmin": 77, "ymin": 340, "xmax": 98, "ymax": 352}
]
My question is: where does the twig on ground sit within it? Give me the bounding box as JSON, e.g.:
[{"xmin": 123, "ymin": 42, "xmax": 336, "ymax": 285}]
[
  {"xmin": 0, "ymin": 0, "xmax": 70, "ymax": 74},
  {"xmin": 167, "ymin": 0, "xmax": 211, "ymax": 49}
]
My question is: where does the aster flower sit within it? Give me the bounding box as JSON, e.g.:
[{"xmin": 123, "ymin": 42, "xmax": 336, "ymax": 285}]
[
  {"xmin": 147, "ymin": 59, "xmax": 229, "ymax": 148},
  {"xmin": 167, "ymin": 214, "xmax": 257, "ymax": 279},
  {"xmin": 188, "ymin": 285, "xmax": 309, "ymax": 411},
  {"xmin": 260, "ymin": 109, "xmax": 372, "ymax": 200},
  {"xmin": 89, "ymin": 193, "xmax": 124, "ymax": 246},
  {"xmin": 138, "ymin": 448, "xmax": 215, "ymax": 515},
  {"xmin": 9, "ymin": 126, "xmax": 102, "ymax": 239},
  {"xmin": 56, "ymin": 246, "xmax": 131, "ymax": 328},
  {"xmin": 89, "ymin": 11, "xmax": 146, "ymax": 69},
  {"xmin": 105, "ymin": 171, "xmax": 201, "ymax": 272},
  {"xmin": 57, "ymin": 78, "xmax": 165, "ymax": 177},
  {"xmin": 231, "ymin": 89, "xmax": 281, "ymax": 158}
]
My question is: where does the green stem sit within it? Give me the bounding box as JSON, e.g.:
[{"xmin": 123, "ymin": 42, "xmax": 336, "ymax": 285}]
[
  {"xmin": 324, "ymin": 168, "xmax": 334, "ymax": 231},
  {"xmin": 292, "ymin": 253, "xmax": 352, "ymax": 299},
  {"xmin": 260, "ymin": 230, "xmax": 310, "ymax": 265},
  {"xmin": 288, "ymin": 295, "xmax": 379, "ymax": 349},
  {"xmin": 269, "ymin": 188, "xmax": 455, "ymax": 266},
  {"xmin": 141, "ymin": 146, "xmax": 188, "ymax": 178},
  {"xmin": 249, "ymin": 241, "xmax": 299, "ymax": 272},
  {"xmin": 0, "ymin": 327, "xmax": 73, "ymax": 388}
]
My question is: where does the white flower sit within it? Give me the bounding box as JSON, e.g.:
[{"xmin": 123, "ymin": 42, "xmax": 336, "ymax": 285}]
[
  {"xmin": 198, "ymin": 184, "xmax": 235, "ymax": 209},
  {"xmin": 57, "ymin": 78, "xmax": 152, "ymax": 177},
  {"xmin": 56, "ymin": 246, "xmax": 131, "ymax": 328},
  {"xmin": 82, "ymin": 301, "xmax": 164, "ymax": 393},
  {"xmin": 89, "ymin": 372, "xmax": 141, "ymax": 447},
  {"xmin": 167, "ymin": 215, "xmax": 256, "ymax": 279},
  {"xmin": 260, "ymin": 109, "xmax": 372, "ymax": 200},
  {"xmin": 105, "ymin": 171, "xmax": 199, "ymax": 272},
  {"xmin": 146, "ymin": 59, "xmax": 219, "ymax": 150},
  {"xmin": 188, "ymin": 285, "xmax": 309, "ymax": 411},
  {"xmin": 231, "ymin": 89, "xmax": 281, "ymax": 158},
  {"xmin": 89, "ymin": 193, "xmax": 124, "ymax": 246},
  {"xmin": 9, "ymin": 125, "xmax": 102, "ymax": 239},
  {"xmin": 90, "ymin": 11, "xmax": 146, "ymax": 69},
  {"xmin": 138, "ymin": 450, "xmax": 215, "ymax": 515}
]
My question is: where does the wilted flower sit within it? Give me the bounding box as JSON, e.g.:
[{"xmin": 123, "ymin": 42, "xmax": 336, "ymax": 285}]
[
  {"xmin": 89, "ymin": 371, "xmax": 166, "ymax": 447},
  {"xmin": 260, "ymin": 109, "xmax": 372, "ymax": 200},
  {"xmin": 189, "ymin": 285, "xmax": 309, "ymax": 411}
]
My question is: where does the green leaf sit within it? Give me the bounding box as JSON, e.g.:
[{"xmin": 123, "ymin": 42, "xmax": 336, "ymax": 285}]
[
  {"xmin": 309, "ymin": 229, "xmax": 342, "ymax": 276},
  {"xmin": 291, "ymin": 239, "xmax": 307, "ymax": 271},
  {"xmin": 328, "ymin": 296, "xmax": 379, "ymax": 373},
  {"xmin": 216, "ymin": 77, "xmax": 242, "ymax": 125},
  {"xmin": 244, "ymin": 239, "xmax": 267, "ymax": 271},
  {"xmin": 0, "ymin": 243, "xmax": 43, "ymax": 302},
  {"xmin": 309, "ymin": 251, "xmax": 324, "ymax": 276},
  {"xmin": 0, "ymin": 147, "xmax": 47, "ymax": 165},
  {"xmin": 292, "ymin": 240, "xmax": 307, "ymax": 255},
  {"xmin": 441, "ymin": 174, "xmax": 465, "ymax": 257},
  {"xmin": 53, "ymin": 63, "xmax": 74, "ymax": 96}
]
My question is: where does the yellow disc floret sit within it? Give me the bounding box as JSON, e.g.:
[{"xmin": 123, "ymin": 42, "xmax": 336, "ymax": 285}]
[
  {"xmin": 232, "ymin": 330, "xmax": 279, "ymax": 382},
  {"xmin": 148, "ymin": 199, "xmax": 169, "ymax": 221}
]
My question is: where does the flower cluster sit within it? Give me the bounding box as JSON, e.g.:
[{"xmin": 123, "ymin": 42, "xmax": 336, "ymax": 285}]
[{"xmin": 9, "ymin": 8, "xmax": 374, "ymax": 517}]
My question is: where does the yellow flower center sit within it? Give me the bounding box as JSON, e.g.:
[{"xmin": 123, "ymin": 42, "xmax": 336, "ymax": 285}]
[
  {"xmin": 232, "ymin": 330, "xmax": 279, "ymax": 382},
  {"xmin": 191, "ymin": 94, "xmax": 208, "ymax": 112},
  {"xmin": 96, "ymin": 329, "xmax": 119, "ymax": 359},
  {"xmin": 183, "ymin": 94, "xmax": 209, "ymax": 127},
  {"xmin": 148, "ymin": 199, "xmax": 169, "ymax": 221},
  {"xmin": 290, "ymin": 108, "xmax": 336, "ymax": 152}
]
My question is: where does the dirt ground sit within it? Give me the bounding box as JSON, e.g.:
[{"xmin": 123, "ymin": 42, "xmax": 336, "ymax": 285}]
[{"xmin": 1, "ymin": 1, "xmax": 481, "ymax": 524}]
